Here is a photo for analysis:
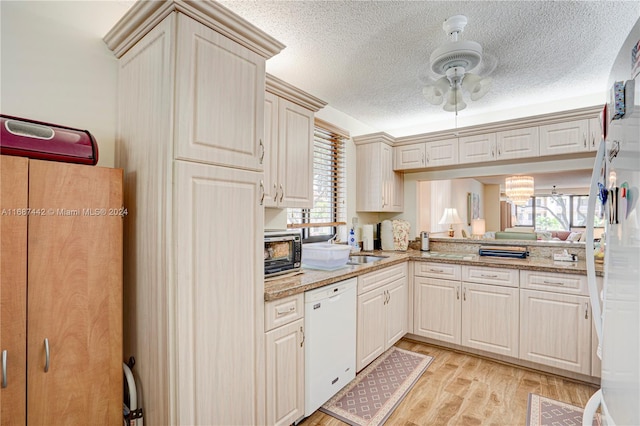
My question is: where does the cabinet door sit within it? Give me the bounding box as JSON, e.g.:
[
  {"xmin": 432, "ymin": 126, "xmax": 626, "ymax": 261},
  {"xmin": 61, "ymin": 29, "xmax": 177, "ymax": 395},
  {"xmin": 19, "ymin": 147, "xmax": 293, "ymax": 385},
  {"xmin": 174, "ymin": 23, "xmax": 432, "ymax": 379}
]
[
  {"xmin": 385, "ymin": 278, "xmax": 408, "ymax": 349},
  {"xmin": 520, "ymin": 289, "xmax": 591, "ymax": 375},
  {"xmin": 496, "ymin": 127, "xmax": 539, "ymax": 160},
  {"xmin": 461, "ymin": 283, "xmax": 519, "ymax": 357},
  {"xmin": 263, "ymin": 91, "xmax": 279, "ymax": 207},
  {"xmin": 175, "ymin": 14, "xmax": 266, "ymax": 171},
  {"xmin": 539, "ymin": 119, "xmax": 589, "ymax": 156},
  {"xmin": 413, "ymin": 277, "xmax": 461, "ymax": 345},
  {"xmin": 0, "ymin": 155, "xmax": 28, "ymax": 425},
  {"xmin": 394, "ymin": 143, "xmax": 425, "ymax": 170},
  {"xmin": 175, "ymin": 161, "xmax": 265, "ymax": 425},
  {"xmin": 357, "ymin": 289, "xmax": 386, "ymax": 371},
  {"xmin": 425, "ymin": 138, "xmax": 458, "ymax": 167},
  {"xmin": 588, "ymin": 117, "xmax": 602, "ymax": 151},
  {"xmin": 277, "ymin": 98, "xmax": 314, "ymax": 208},
  {"xmin": 458, "ymin": 133, "xmax": 496, "ymax": 164},
  {"xmin": 27, "ymin": 160, "xmax": 122, "ymax": 424},
  {"xmin": 381, "ymin": 143, "xmax": 394, "ymax": 211},
  {"xmin": 266, "ymin": 318, "xmax": 304, "ymax": 426}
]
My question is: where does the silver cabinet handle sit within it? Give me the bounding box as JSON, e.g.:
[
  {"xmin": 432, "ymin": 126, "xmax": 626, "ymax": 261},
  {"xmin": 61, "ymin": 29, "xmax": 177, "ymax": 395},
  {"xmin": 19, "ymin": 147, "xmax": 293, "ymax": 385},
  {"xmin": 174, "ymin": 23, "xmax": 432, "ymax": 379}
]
[
  {"xmin": 273, "ymin": 183, "xmax": 278, "ymax": 202},
  {"xmin": 421, "ymin": 152, "xmax": 425, "ymax": 165},
  {"xmin": 480, "ymin": 274, "xmax": 498, "ymax": 278},
  {"xmin": 428, "ymin": 268, "xmax": 443, "ymax": 273},
  {"xmin": 300, "ymin": 326, "xmax": 305, "ymax": 348},
  {"xmin": 463, "ymin": 287, "xmax": 467, "ymax": 301},
  {"xmin": 456, "ymin": 287, "xmax": 460, "ymax": 300},
  {"xmin": 259, "ymin": 139, "xmax": 265, "ymax": 164},
  {"xmin": 491, "ymin": 146, "xmax": 495, "ymax": 158},
  {"xmin": 279, "ymin": 184, "xmax": 284, "ymax": 203},
  {"xmin": 2, "ymin": 350, "xmax": 7, "ymax": 388},
  {"xmin": 542, "ymin": 280, "xmax": 564, "ymax": 286},
  {"xmin": 585, "ymin": 303, "xmax": 589, "ymax": 319},
  {"xmin": 44, "ymin": 338, "xmax": 50, "ymax": 373},
  {"xmin": 259, "ymin": 180, "xmax": 265, "ymax": 206}
]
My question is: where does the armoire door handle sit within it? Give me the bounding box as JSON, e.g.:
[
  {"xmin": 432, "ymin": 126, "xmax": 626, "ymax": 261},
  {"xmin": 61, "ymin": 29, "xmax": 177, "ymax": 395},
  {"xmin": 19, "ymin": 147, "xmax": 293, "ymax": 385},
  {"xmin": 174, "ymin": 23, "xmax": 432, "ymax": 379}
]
[
  {"xmin": 44, "ymin": 338, "xmax": 50, "ymax": 373},
  {"xmin": 2, "ymin": 350, "xmax": 7, "ymax": 388}
]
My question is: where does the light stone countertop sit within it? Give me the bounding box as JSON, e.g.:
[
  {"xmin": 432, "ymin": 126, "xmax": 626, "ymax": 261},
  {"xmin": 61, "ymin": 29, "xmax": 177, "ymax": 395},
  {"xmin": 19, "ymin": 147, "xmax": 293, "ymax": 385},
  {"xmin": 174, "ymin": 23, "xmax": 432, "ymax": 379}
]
[{"xmin": 264, "ymin": 248, "xmax": 604, "ymax": 301}]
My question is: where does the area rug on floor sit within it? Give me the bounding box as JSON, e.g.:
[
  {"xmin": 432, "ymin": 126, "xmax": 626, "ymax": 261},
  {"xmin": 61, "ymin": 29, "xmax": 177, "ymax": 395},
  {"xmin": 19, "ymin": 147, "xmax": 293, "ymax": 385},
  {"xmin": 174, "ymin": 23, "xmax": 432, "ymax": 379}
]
[
  {"xmin": 527, "ymin": 393, "xmax": 601, "ymax": 426},
  {"xmin": 319, "ymin": 347, "xmax": 433, "ymax": 426}
]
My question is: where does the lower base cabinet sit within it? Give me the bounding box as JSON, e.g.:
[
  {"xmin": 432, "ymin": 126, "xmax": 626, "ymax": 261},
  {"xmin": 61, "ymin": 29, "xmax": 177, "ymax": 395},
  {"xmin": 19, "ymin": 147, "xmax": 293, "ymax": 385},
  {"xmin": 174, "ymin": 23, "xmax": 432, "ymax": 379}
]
[
  {"xmin": 265, "ymin": 295, "xmax": 305, "ymax": 426},
  {"xmin": 520, "ymin": 289, "xmax": 591, "ymax": 375},
  {"xmin": 357, "ymin": 264, "xmax": 407, "ymax": 372},
  {"xmin": 414, "ymin": 277, "xmax": 461, "ymax": 345}
]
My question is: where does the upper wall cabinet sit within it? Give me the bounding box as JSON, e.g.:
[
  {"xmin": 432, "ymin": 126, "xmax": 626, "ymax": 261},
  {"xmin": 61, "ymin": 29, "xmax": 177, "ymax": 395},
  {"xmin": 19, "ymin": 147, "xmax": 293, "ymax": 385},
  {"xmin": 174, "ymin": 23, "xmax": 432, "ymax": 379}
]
[
  {"xmin": 355, "ymin": 134, "xmax": 403, "ymax": 212},
  {"xmin": 495, "ymin": 126, "xmax": 539, "ymax": 160},
  {"xmin": 174, "ymin": 14, "xmax": 266, "ymax": 170},
  {"xmin": 539, "ymin": 119, "xmax": 592, "ymax": 156},
  {"xmin": 263, "ymin": 76, "xmax": 326, "ymax": 208},
  {"xmin": 394, "ymin": 138, "xmax": 458, "ymax": 171},
  {"xmin": 458, "ymin": 133, "xmax": 496, "ymax": 164}
]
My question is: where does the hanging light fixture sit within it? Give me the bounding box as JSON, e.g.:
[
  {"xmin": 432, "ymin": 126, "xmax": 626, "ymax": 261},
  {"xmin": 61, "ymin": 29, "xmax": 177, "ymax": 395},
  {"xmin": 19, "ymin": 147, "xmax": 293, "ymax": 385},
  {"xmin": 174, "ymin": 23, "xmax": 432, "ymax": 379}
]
[
  {"xmin": 505, "ymin": 176, "xmax": 535, "ymax": 206},
  {"xmin": 422, "ymin": 15, "xmax": 496, "ymax": 114}
]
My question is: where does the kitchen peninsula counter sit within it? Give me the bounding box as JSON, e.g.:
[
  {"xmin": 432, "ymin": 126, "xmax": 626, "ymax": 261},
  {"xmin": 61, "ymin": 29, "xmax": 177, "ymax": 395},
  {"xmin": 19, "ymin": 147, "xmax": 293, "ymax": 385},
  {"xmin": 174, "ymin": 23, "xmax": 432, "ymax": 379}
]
[{"xmin": 264, "ymin": 248, "xmax": 604, "ymax": 301}]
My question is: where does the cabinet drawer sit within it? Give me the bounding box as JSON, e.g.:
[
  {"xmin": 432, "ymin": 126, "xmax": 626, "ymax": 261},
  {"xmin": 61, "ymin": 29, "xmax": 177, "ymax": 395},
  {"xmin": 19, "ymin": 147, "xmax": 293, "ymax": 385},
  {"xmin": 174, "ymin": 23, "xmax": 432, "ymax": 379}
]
[
  {"xmin": 414, "ymin": 262, "xmax": 461, "ymax": 281},
  {"xmin": 520, "ymin": 270, "xmax": 588, "ymax": 296},
  {"xmin": 265, "ymin": 293, "xmax": 304, "ymax": 332},
  {"xmin": 462, "ymin": 265, "xmax": 519, "ymax": 287},
  {"xmin": 358, "ymin": 263, "xmax": 407, "ymax": 295}
]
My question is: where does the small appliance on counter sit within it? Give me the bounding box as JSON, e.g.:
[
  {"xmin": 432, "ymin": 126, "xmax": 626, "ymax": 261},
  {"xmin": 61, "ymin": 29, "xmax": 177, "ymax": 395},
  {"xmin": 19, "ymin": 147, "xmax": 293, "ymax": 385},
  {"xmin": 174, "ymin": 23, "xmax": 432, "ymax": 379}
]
[
  {"xmin": 420, "ymin": 231, "xmax": 430, "ymax": 251},
  {"xmin": 0, "ymin": 114, "xmax": 99, "ymax": 165},
  {"xmin": 478, "ymin": 245, "xmax": 528, "ymax": 259},
  {"xmin": 264, "ymin": 229, "xmax": 302, "ymax": 278}
]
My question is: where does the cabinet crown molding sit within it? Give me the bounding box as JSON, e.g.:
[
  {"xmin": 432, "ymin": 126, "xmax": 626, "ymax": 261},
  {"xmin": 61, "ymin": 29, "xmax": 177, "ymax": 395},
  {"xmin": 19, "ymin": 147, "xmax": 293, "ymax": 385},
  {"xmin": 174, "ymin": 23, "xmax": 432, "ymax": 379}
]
[
  {"xmin": 266, "ymin": 74, "xmax": 327, "ymax": 112},
  {"xmin": 352, "ymin": 132, "xmax": 396, "ymax": 146},
  {"xmin": 104, "ymin": 0, "xmax": 285, "ymax": 59},
  {"xmin": 388, "ymin": 105, "xmax": 603, "ymax": 146}
]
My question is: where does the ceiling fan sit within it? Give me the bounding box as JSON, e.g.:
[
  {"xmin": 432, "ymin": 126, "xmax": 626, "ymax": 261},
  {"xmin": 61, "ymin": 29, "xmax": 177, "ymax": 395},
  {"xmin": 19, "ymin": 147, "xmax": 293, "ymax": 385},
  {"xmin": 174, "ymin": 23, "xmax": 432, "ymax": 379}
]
[{"xmin": 420, "ymin": 15, "xmax": 497, "ymax": 114}]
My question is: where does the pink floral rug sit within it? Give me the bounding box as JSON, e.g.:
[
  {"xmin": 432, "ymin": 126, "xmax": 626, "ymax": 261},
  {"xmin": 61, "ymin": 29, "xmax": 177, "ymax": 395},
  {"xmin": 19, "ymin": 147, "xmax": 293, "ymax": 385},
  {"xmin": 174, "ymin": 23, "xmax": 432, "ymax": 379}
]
[{"xmin": 319, "ymin": 347, "xmax": 433, "ymax": 426}]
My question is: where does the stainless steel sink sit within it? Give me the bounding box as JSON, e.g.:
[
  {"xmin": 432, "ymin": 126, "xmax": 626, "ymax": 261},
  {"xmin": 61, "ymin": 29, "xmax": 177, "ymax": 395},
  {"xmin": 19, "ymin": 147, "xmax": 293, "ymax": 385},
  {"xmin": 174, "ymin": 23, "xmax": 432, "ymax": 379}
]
[{"xmin": 347, "ymin": 255, "xmax": 389, "ymax": 265}]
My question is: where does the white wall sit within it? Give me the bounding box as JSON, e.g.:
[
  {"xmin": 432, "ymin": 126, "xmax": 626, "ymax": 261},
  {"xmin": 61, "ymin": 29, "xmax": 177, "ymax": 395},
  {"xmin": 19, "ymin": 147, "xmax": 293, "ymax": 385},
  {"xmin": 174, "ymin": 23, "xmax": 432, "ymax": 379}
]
[{"xmin": 0, "ymin": 1, "xmax": 127, "ymax": 168}]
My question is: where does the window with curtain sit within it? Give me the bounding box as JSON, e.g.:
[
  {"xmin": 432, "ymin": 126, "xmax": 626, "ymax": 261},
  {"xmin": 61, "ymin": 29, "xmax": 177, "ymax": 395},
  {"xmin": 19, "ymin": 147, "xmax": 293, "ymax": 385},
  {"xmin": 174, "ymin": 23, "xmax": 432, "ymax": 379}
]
[{"xmin": 287, "ymin": 119, "xmax": 348, "ymax": 242}]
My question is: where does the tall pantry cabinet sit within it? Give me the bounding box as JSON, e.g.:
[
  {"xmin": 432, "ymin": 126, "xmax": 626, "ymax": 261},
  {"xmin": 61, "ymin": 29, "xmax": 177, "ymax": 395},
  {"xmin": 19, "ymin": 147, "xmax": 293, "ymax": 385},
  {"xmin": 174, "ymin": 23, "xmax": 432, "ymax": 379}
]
[
  {"xmin": 104, "ymin": 2, "xmax": 284, "ymax": 424},
  {"xmin": 0, "ymin": 155, "xmax": 123, "ymax": 424}
]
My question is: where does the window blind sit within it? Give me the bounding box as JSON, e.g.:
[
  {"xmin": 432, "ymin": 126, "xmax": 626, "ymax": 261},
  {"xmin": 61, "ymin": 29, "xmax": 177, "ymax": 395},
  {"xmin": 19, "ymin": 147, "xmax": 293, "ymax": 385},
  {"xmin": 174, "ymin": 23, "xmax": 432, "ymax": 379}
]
[{"xmin": 288, "ymin": 119, "xmax": 348, "ymax": 238}]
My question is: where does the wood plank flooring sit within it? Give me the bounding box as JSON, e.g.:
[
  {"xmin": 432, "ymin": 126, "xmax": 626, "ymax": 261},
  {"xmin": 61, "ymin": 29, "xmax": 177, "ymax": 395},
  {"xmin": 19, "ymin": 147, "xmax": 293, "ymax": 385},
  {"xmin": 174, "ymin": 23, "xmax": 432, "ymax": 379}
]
[{"xmin": 300, "ymin": 338, "xmax": 598, "ymax": 425}]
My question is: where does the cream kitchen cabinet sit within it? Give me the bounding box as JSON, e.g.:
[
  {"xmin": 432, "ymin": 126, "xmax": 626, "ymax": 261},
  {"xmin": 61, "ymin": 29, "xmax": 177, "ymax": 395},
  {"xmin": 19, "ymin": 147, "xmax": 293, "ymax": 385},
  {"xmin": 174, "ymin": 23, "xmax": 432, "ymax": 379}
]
[
  {"xmin": 539, "ymin": 119, "xmax": 591, "ymax": 156},
  {"xmin": 425, "ymin": 138, "xmax": 459, "ymax": 167},
  {"xmin": 458, "ymin": 133, "xmax": 497, "ymax": 164},
  {"xmin": 461, "ymin": 266, "xmax": 519, "ymax": 358},
  {"xmin": 394, "ymin": 143, "xmax": 426, "ymax": 170},
  {"xmin": 519, "ymin": 270, "xmax": 592, "ymax": 375},
  {"xmin": 264, "ymin": 294, "xmax": 305, "ymax": 426},
  {"xmin": 264, "ymin": 75, "xmax": 326, "ymax": 208},
  {"xmin": 0, "ymin": 156, "xmax": 122, "ymax": 425},
  {"xmin": 104, "ymin": 3, "xmax": 284, "ymax": 424},
  {"xmin": 496, "ymin": 126, "xmax": 539, "ymax": 160},
  {"xmin": 413, "ymin": 262, "xmax": 462, "ymax": 345},
  {"xmin": 356, "ymin": 263, "xmax": 408, "ymax": 371},
  {"xmin": 354, "ymin": 135, "xmax": 404, "ymax": 212}
]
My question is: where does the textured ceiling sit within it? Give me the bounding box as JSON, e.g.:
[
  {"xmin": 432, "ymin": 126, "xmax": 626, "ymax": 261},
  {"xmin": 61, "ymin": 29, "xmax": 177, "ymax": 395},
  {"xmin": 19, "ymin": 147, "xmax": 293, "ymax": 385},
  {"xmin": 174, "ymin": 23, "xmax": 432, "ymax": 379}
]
[{"xmin": 218, "ymin": 0, "xmax": 640, "ymax": 136}]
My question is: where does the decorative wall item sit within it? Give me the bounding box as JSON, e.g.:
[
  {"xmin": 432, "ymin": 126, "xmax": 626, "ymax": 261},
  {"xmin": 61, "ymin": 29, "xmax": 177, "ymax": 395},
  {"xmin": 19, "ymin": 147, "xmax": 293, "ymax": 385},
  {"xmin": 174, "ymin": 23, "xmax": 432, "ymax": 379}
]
[{"xmin": 467, "ymin": 192, "xmax": 479, "ymax": 225}]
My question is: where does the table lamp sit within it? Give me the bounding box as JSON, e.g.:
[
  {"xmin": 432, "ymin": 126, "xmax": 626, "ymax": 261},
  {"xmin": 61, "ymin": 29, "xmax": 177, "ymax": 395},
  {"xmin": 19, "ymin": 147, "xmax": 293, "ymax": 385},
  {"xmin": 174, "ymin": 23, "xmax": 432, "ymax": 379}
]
[
  {"xmin": 439, "ymin": 208, "xmax": 463, "ymax": 237},
  {"xmin": 472, "ymin": 218, "xmax": 486, "ymax": 239}
]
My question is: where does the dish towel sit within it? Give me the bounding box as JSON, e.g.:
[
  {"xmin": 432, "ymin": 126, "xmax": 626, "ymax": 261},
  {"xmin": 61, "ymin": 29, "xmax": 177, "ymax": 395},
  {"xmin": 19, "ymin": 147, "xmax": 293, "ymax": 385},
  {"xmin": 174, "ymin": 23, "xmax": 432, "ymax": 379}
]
[{"xmin": 392, "ymin": 220, "xmax": 410, "ymax": 251}]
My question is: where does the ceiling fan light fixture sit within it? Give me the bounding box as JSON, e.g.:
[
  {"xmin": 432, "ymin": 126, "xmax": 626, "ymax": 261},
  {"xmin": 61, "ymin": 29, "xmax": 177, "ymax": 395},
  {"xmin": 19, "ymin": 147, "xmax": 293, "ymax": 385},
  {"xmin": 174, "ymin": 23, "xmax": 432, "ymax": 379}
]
[
  {"xmin": 421, "ymin": 14, "xmax": 496, "ymax": 113},
  {"xmin": 462, "ymin": 73, "xmax": 492, "ymax": 101},
  {"xmin": 442, "ymin": 86, "xmax": 467, "ymax": 112},
  {"xmin": 422, "ymin": 76, "xmax": 450, "ymax": 105}
]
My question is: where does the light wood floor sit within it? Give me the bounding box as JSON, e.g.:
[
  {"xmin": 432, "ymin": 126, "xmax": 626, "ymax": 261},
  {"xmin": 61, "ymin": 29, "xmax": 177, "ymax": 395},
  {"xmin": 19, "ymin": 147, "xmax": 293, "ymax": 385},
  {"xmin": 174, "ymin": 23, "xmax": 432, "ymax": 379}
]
[{"xmin": 300, "ymin": 338, "xmax": 598, "ymax": 426}]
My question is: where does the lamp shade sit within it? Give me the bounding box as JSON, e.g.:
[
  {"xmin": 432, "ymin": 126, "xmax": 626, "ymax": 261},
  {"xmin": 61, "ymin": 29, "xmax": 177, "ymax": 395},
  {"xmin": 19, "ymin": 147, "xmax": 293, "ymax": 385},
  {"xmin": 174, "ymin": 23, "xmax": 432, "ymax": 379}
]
[
  {"xmin": 471, "ymin": 218, "xmax": 486, "ymax": 236},
  {"xmin": 438, "ymin": 208, "xmax": 463, "ymax": 225},
  {"xmin": 505, "ymin": 175, "xmax": 534, "ymax": 206}
]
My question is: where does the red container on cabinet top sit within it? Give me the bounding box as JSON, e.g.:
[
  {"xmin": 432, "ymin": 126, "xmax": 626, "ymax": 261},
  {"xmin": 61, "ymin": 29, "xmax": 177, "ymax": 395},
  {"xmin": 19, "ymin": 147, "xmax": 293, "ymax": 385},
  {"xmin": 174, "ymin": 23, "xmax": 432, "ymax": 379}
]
[{"xmin": 0, "ymin": 114, "xmax": 98, "ymax": 165}]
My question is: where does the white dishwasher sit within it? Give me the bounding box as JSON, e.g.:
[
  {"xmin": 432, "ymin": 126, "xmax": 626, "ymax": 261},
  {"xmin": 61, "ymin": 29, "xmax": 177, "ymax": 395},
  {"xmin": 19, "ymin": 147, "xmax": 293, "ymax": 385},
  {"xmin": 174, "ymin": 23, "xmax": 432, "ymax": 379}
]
[{"xmin": 304, "ymin": 277, "xmax": 357, "ymax": 416}]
